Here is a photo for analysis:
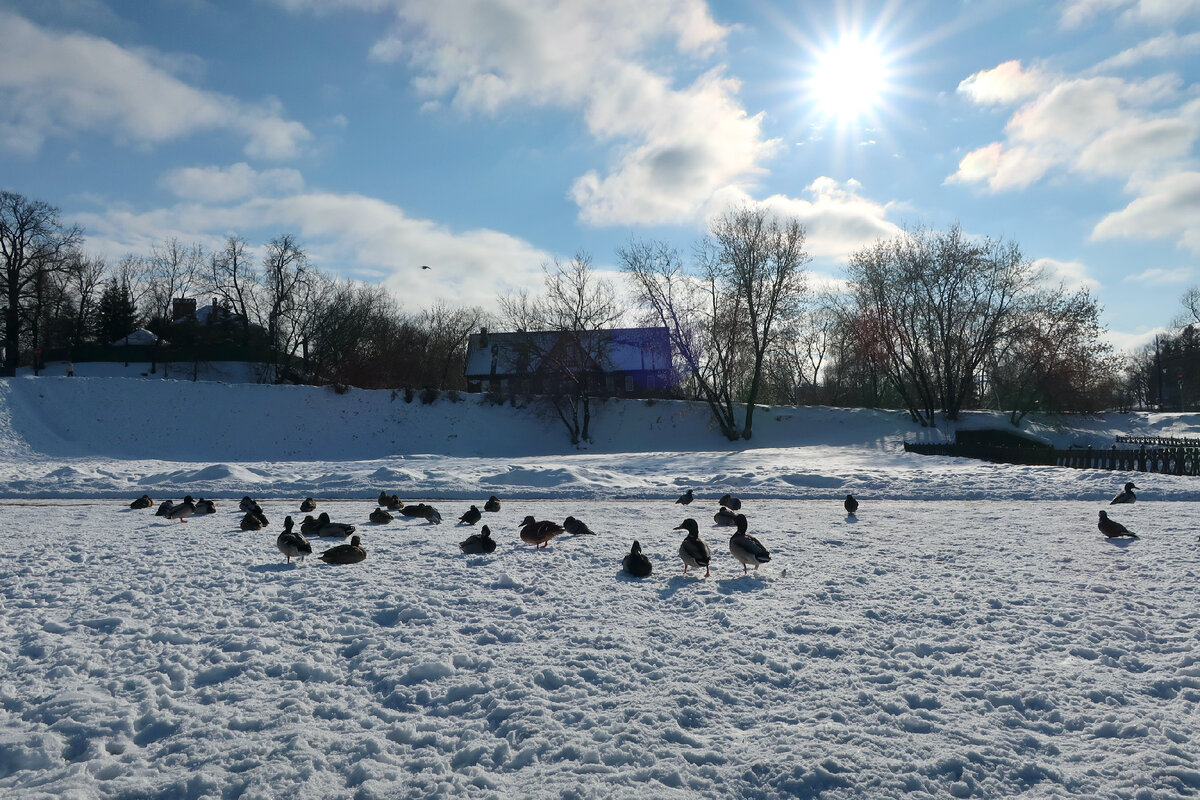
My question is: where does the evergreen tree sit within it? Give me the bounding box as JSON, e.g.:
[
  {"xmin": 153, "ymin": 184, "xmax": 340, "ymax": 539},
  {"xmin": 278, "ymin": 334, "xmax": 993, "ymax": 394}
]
[{"xmin": 95, "ymin": 280, "xmax": 139, "ymax": 344}]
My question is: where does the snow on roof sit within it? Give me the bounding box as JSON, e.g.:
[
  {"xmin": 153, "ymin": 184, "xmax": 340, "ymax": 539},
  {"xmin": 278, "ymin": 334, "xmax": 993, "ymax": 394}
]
[{"xmin": 111, "ymin": 328, "xmax": 163, "ymax": 346}]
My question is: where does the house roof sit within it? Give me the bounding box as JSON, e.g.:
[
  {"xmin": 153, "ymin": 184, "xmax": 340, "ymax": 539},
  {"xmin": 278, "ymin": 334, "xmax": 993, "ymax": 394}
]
[
  {"xmin": 465, "ymin": 327, "xmax": 670, "ymax": 378},
  {"xmin": 112, "ymin": 328, "xmax": 164, "ymax": 347}
]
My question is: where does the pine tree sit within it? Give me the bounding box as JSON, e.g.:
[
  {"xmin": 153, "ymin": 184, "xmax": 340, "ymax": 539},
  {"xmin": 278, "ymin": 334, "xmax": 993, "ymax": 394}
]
[{"xmin": 95, "ymin": 280, "xmax": 139, "ymax": 344}]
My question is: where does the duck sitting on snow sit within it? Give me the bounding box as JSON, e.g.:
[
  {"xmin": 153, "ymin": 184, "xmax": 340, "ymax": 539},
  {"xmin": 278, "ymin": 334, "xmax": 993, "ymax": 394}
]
[
  {"xmin": 729, "ymin": 513, "xmax": 771, "ymax": 573},
  {"xmin": 312, "ymin": 511, "xmax": 356, "ymax": 538},
  {"xmin": 239, "ymin": 496, "xmax": 257, "ymax": 513},
  {"xmin": 377, "ymin": 490, "xmax": 390, "ymax": 507},
  {"xmin": 844, "ymin": 494, "xmax": 859, "ymax": 515},
  {"xmin": 674, "ymin": 519, "xmax": 712, "ymax": 577},
  {"xmin": 460, "ymin": 525, "xmax": 497, "ymax": 555},
  {"xmin": 1110, "ymin": 482, "xmax": 1137, "ymax": 505},
  {"xmin": 718, "ymin": 493, "xmax": 742, "ymax": 511},
  {"xmin": 300, "ymin": 497, "xmax": 317, "ymax": 512},
  {"xmin": 319, "ymin": 535, "xmax": 366, "ymax": 564},
  {"xmin": 714, "ymin": 507, "xmax": 738, "ymax": 526},
  {"xmin": 401, "ymin": 503, "xmax": 442, "ymax": 524},
  {"xmin": 484, "ymin": 495, "xmax": 501, "ymax": 513},
  {"xmin": 459, "ymin": 505, "xmax": 482, "ymax": 525},
  {"xmin": 194, "ymin": 498, "xmax": 216, "ymax": 515},
  {"xmin": 369, "ymin": 507, "xmax": 394, "ymax": 524},
  {"xmin": 386, "ymin": 494, "xmax": 403, "ymax": 510},
  {"xmin": 519, "ymin": 516, "xmax": 564, "ymax": 548},
  {"xmin": 622, "ymin": 541, "xmax": 652, "ymax": 577},
  {"xmin": 240, "ymin": 508, "xmax": 269, "ymax": 531},
  {"xmin": 1098, "ymin": 510, "xmax": 1138, "ymax": 538},
  {"xmin": 129, "ymin": 494, "xmax": 153, "ymax": 510},
  {"xmin": 155, "ymin": 499, "xmax": 176, "ymax": 517},
  {"xmin": 276, "ymin": 516, "xmax": 312, "ymax": 563},
  {"xmin": 563, "ymin": 516, "xmax": 596, "ymax": 536}
]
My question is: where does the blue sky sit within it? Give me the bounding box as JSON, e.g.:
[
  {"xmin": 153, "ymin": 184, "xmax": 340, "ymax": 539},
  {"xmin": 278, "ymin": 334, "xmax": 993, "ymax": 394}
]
[{"xmin": 2, "ymin": 0, "xmax": 1199, "ymax": 351}]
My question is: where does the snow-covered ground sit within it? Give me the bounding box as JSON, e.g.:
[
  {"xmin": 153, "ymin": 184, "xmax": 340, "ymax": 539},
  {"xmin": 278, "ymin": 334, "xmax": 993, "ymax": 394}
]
[{"xmin": 1, "ymin": 368, "xmax": 1198, "ymax": 798}]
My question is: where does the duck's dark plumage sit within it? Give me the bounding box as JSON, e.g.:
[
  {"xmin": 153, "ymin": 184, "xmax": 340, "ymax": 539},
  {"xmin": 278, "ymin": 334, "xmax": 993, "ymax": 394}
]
[
  {"xmin": 623, "ymin": 540, "xmax": 653, "ymax": 577},
  {"xmin": 129, "ymin": 494, "xmax": 153, "ymax": 510},
  {"xmin": 168, "ymin": 496, "xmax": 196, "ymax": 523},
  {"xmin": 483, "ymin": 495, "xmax": 501, "ymax": 513},
  {"xmin": 730, "ymin": 513, "xmax": 770, "ymax": 573},
  {"xmin": 563, "ymin": 516, "xmax": 596, "ymax": 536},
  {"xmin": 319, "ymin": 535, "xmax": 366, "ymax": 564},
  {"xmin": 714, "ymin": 507, "xmax": 738, "ymax": 526},
  {"xmin": 194, "ymin": 498, "xmax": 216, "ymax": 515},
  {"xmin": 1110, "ymin": 482, "xmax": 1137, "ymax": 505},
  {"xmin": 460, "ymin": 525, "xmax": 497, "ymax": 555},
  {"xmin": 459, "ymin": 505, "xmax": 482, "ymax": 525},
  {"xmin": 844, "ymin": 494, "xmax": 858, "ymax": 514},
  {"xmin": 675, "ymin": 489, "xmax": 693, "ymax": 505},
  {"xmin": 674, "ymin": 518, "xmax": 712, "ymax": 577},
  {"xmin": 277, "ymin": 516, "xmax": 312, "ymax": 563},
  {"xmin": 369, "ymin": 507, "xmax": 394, "ymax": 524},
  {"xmin": 300, "ymin": 497, "xmax": 317, "ymax": 512},
  {"xmin": 718, "ymin": 493, "xmax": 742, "ymax": 511},
  {"xmin": 1098, "ymin": 510, "xmax": 1138, "ymax": 538},
  {"xmin": 520, "ymin": 515, "xmax": 564, "ymax": 548}
]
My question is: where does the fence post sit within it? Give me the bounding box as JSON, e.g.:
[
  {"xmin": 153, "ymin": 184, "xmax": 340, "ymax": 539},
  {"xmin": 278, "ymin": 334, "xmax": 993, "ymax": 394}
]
[{"xmin": 1138, "ymin": 445, "xmax": 1146, "ymax": 472}]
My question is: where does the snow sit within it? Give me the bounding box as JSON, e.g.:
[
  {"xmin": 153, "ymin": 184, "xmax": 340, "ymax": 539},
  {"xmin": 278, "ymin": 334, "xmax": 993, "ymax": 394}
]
[{"xmin": 1, "ymin": 367, "xmax": 1198, "ymax": 798}]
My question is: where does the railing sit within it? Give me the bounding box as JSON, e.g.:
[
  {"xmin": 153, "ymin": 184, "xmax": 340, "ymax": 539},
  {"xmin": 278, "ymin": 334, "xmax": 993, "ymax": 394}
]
[{"xmin": 902, "ymin": 442, "xmax": 1200, "ymax": 476}]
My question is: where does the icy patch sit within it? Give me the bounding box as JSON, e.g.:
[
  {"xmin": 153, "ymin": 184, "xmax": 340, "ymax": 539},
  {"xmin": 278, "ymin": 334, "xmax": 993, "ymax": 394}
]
[
  {"xmin": 777, "ymin": 473, "xmax": 845, "ymax": 489},
  {"xmin": 480, "ymin": 467, "xmax": 579, "ymax": 487}
]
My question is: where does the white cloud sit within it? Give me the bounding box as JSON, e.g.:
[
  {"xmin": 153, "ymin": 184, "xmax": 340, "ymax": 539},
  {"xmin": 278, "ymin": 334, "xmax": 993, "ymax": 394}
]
[
  {"xmin": 1103, "ymin": 326, "xmax": 1167, "ymax": 354},
  {"xmin": 0, "ymin": 11, "xmax": 311, "ymax": 159},
  {"xmin": 958, "ymin": 61, "xmax": 1048, "ymax": 105},
  {"xmin": 707, "ymin": 177, "xmax": 902, "ymax": 260},
  {"xmin": 160, "ymin": 163, "xmax": 306, "ymax": 203},
  {"xmin": 1090, "ymin": 31, "xmax": 1200, "ymax": 72},
  {"xmin": 1061, "ymin": 0, "xmax": 1200, "ymax": 28},
  {"xmin": 1123, "ymin": 266, "xmax": 1193, "ymax": 284},
  {"xmin": 1031, "ymin": 257, "xmax": 1101, "ymax": 291},
  {"xmin": 70, "ymin": 180, "xmax": 551, "ymax": 311},
  {"xmin": 1093, "ymin": 172, "xmax": 1200, "ymax": 250},
  {"xmin": 1075, "ymin": 118, "xmax": 1198, "ymax": 177},
  {"xmin": 268, "ymin": 0, "xmax": 775, "ymax": 228}
]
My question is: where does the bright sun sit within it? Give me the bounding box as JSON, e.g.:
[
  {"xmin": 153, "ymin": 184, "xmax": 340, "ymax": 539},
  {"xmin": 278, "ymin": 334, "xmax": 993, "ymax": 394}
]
[{"xmin": 809, "ymin": 37, "xmax": 888, "ymax": 121}]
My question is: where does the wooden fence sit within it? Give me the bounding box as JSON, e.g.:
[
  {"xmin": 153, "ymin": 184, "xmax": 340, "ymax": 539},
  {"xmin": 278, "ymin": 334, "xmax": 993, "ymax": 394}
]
[{"xmin": 902, "ymin": 441, "xmax": 1200, "ymax": 476}]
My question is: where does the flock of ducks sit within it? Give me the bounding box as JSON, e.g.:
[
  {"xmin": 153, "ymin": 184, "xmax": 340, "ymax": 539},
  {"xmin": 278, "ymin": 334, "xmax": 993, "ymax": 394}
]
[{"xmin": 128, "ymin": 481, "xmax": 1143, "ymax": 574}]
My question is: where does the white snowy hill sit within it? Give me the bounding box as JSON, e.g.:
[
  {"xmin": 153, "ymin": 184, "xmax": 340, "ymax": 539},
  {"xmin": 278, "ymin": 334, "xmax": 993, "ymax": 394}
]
[{"xmin": 2, "ymin": 363, "xmax": 1199, "ymax": 500}]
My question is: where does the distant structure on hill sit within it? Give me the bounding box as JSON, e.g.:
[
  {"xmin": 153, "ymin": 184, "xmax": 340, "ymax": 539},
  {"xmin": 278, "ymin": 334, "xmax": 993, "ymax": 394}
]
[{"xmin": 464, "ymin": 326, "xmax": 672, "ymax": 398}]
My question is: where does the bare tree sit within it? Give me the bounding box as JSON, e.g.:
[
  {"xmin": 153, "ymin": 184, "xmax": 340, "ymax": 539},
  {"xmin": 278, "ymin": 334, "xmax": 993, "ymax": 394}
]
[
  {"xmin": 208, "ymin": 235, "xmax": 259, "ymax": 345},
  {"xmin": 417, "ymin": 301, "xmax": 491, "ymax": 390},
  {"xmin": 0, "ymin": 191, "xmax": 84, "ymax": 374},
  {"xmin": 845, "ymin": 224, "xmax": 1034, "ymax": 425},
  {"xmin": 147, "ymin": 238, "xmax": 206, "ymax": 322},
  {"xmin": 261, "ymin": 234, "xmax": 322, "ymax": 382},
  {"xmin": 61, "ymin": 251, "xmax": 107, "ymax": 351},
  {"xmin": 499, "ymin": 254, "xmax": 623, "ymax": 444}
]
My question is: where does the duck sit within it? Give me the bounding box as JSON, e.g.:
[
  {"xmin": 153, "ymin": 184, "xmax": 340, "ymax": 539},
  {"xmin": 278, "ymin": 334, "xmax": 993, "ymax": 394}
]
[
  {"xmin": 369, "ymin": 507, "xmax": 394, "ymax": 524},
  {"xmin": 155, "ymin": 499, "xmax": 176, "ymax": 517},
  {"xmin": 240, "ymin": 510, "xmax": 267, "ymax": 531},
  {"xmin": 377, "ymin": 490, "xmax": 390, "ymax": 507},
  {"xmin": 386, "ymin": 494, "xmax": 403, "ymax": 510},
  {"xmin": 714, "ymin": 506, "xmax": 738, "ymax": 526},
  {"xmin": 194, "ymin": 498, "xmax": 217, "ymax": 515},
  {"xmin": 674, "ymin": 519, "xmax": 712, "ymax": 577},
  {"xmin": 239, "ymin": 496, "xmax": 257, "ymax": 513},
  {"xmin": 459, "ymin": 505, "xmax": 482, "ymax": 525},
  {"xmin": 729, "ymin": 513, "xmax": 771, "ymax": 573},
  {"xmin": 313, "ymin": 511, "xmax": 356, "ymax": 538},
  {"xmin": 622, "ymin": 540, "xmax": 653, "ymax": 577},
  {"xmin": 484, "ymin": 495, "xmax": 501, "ymax": 513},
  {"xmin": 167, "ymin": 496, "xmax": 196, "ymax": 523},
  {"xmin": 1098, "ymin": 510, "xmax": 1138, "ymax": 538},
  {"xmin": 844, "ymin": 494, "xmax": 859, "ymax": 515},
  {"xmin": 675, "ymin": 489, "xmax": 694, "ymax": 505},
  {"xmin": 563, "ymin": 516, "xmax": 596, "ymax": 536},
  {"xmin": 519, "ymin": 515, "xmax": 564, "ymax": 548},
  {"xmin": 129, "ymin": 494, "xmax": 153, "ymax": 510},
  {"xmin": 300, "ymin": 497, "xmax": 317, "ymax": 512},
  {"xmin": 276, "ymin": 516, "xmax": 312, "ymax": 563},
  {"xmin": 460, "ymin": 525, "xmax": 497, "ymax": 555},
  {"xmin": 401, "ymin": 503, "xmax": 442, "ymax": 524},
  {"xmin": 1110, "ymin": 482, "xmax": 1137, "ymax": 505},
  {"xmin": 319, "ymin": 534, "xmax": 367, "ymax": 565},
  {"xmin": 718, "ymin": 493, "xmax": 742, "ymax": 511}
]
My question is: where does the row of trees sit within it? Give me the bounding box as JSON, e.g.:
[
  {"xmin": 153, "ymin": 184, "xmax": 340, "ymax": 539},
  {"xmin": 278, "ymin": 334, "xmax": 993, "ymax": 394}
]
[
  {"xmin": 1, "ymin": 189, "xmax": 1137, "ymax": 438},
  {"xmin": 0, "ymin": 191, "xmax": 486, "ymax": 388}
]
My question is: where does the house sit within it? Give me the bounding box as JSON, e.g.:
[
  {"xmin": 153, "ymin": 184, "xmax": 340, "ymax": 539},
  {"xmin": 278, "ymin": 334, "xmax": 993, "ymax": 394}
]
[{"xmin": 464, "ymin": 326, "xmax": 672, "ymax": 397}]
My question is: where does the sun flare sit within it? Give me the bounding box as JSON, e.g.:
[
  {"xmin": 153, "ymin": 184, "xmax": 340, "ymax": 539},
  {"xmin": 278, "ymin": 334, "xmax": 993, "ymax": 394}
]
[{"xmin": 809, "ymin": 37, "xmax": 889, "ymax": 121}]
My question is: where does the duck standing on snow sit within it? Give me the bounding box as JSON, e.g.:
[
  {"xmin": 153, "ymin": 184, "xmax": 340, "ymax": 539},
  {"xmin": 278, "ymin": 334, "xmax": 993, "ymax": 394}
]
[
  {"xmin": 369, "ymin": 507, "xmax": 394, "ymax": 524},
  {"xmin": 675, "ymin": 489, "xmax": 694, "ymax": 505},
  {"xmin": 459, "ymin": 505, "xmax": 482, "ymax": 525},
  {"xmin": 300, "ymin": 497, "xmax": 317, "ymax": 512},
  {"xmin": 167, "ymin": 496, "xmax": 196, "ymax": 523},
  {"xmin": 674, "ymin": 519, "xmax": 712, "ymax": 577},
  {"xmin": 714, "ymin": 507, "xmax": 738, "ymax": 526},
  {"xmin": 484, "ymin": 495, "xmax": 501, "ymax": 513},
  {"xmin": 460, "ymin": 525, "xmax": 497, "ymax": 555},
  {"xmin": 1110, "ymin": 482, "xmax": 1138, "ymax": 505},
  {"xmin": 129, "ymin": 494, "xmax": 153, "ymax": 510},
  {"xmin": 563, "ymin": 516, "xmax": 596, "ymax": 536},
  {"xmin": 844, "ymin": 494, "xmax": 859, "ymax": 515},
  {"xmin": 1098, "ymin": 510, "xmax": 1138, "ymax": 539},
  {"xmin": 519, "ymin": 516, "xmax": 564, "ymax": 548},
  {"xmin": 319, "ymin": 535, "xmax": 367, "ymax": 564},
  {"xmin": 276, "ymin": 516, "xmax": 312, "ymax": 563},
  {"xmin": 718, "ymin": 493, "xmax": 742, "ymax": 511},
  {"xmin": 622, "ymin": 541, "xmax": 653, "ymax": 577},
  {"xmin": 730, "ymin": 513, "xmax": 771, "ymax": 573}
]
